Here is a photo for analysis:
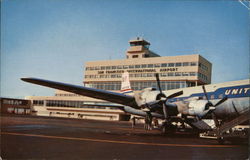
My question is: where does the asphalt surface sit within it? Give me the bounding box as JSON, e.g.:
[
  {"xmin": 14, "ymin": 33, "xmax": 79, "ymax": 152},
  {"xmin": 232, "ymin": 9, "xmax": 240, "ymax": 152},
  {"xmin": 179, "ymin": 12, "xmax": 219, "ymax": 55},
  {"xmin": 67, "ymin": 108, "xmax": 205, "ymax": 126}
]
[{"xmin": 1, "ymin": 114, "xmax": 249, "ymax": 160}]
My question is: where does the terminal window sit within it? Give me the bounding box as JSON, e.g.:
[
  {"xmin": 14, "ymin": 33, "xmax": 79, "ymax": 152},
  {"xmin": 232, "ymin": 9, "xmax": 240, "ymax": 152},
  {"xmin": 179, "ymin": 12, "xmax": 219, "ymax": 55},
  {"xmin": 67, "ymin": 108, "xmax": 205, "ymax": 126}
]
[
  {"xmin": 85, "ymin": 61, "xmax": 200, "ymax": 71},
  {"xmin": 87, "ymin": 81, "xmax": 187, "ymax": 91}
]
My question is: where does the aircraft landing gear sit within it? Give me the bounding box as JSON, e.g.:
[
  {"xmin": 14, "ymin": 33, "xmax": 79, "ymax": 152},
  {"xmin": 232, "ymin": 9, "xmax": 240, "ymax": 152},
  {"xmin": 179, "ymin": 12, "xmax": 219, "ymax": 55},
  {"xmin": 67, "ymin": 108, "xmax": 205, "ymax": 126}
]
[
  {"xmin": 217, "ymin": 136, "xmax": 225, "ymax": 144},
  {"xmin": 161, "ymin": 120, "xmax": 176, "ymax": 134},
  {"xmin": 181, "ymin": 114, "xmax": 187, "ymax": 130},
  {"xmin": 144, "ymin": 112, "xmax": 152, "ymax": 130},
  {"xmin": 161, "ymin": 122, "xmax": 168, "ymax": 134},
  {"xmin": 212, "ymin": 113, "xmax": 225, "ymax": 144}
]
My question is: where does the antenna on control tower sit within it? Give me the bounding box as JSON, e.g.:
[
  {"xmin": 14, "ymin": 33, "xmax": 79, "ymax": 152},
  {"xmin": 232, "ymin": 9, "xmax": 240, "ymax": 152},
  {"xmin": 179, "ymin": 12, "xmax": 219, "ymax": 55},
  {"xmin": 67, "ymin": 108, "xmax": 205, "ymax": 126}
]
[
  {"xmin": 141, "ymin": 33, "xmax": 145, "ymax": 40},
  {"xmin": 136, "ymin": 34, "xmax": 145, "ymax": 40}
]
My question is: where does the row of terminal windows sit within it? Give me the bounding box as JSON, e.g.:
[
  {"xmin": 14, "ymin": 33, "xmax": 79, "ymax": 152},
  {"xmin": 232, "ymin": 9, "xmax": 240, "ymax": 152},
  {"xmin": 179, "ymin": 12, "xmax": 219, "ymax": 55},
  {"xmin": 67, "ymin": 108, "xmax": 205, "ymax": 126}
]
[
  {"xmin": 199, "ymin": 63, "xmax": 209, "ymax": 71},
  {"xmin": 86, "ymin": 81, "xmax": 188, "ymax": 91},
  {"xmin": 198, "ymin": 73, "xmax": 208, "ymax": 81},
  {"xmin": 33, "ymin": 100, "xmax": 44, "ymax": 105},
  {"xmin": 55, "ymin": 93, "xmax": 82, "ymax": 97},
  {"xmin": 33, "ymin": 100, "xmax": 119, "ymax": 110},
  {"xmin": 85, "ymin": 62, "xmax": 199, "ymax": 71},
  {"xmin": 85, "ymin": 72, "xmax": 198, "ymax": 79},
  {"xmin": 86, "ymin": 82, "xmax": 121, "ymax": 90},
  {"xmin": 131, "ymin": 81, "xmax": 187, "ymax": 91}
]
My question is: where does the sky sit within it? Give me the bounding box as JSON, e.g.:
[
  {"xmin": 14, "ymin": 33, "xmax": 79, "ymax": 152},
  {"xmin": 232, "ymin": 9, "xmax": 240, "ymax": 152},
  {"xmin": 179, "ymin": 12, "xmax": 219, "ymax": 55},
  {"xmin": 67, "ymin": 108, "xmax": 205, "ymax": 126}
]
[{"xmin": 1, "ymin": 0, "xmax": 249, "ymax": 98}]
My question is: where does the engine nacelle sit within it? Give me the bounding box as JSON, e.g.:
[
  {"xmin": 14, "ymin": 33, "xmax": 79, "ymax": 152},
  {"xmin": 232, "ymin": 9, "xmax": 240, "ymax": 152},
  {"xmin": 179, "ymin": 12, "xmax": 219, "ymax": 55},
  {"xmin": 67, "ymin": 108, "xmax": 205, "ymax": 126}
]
[
  {"xmin": 134, "ymin": 88, "xmax": 159, "ymax": 107},
  {"xmin": 186, "ymin": 100, "xmax": 210, "ymax": 117}
]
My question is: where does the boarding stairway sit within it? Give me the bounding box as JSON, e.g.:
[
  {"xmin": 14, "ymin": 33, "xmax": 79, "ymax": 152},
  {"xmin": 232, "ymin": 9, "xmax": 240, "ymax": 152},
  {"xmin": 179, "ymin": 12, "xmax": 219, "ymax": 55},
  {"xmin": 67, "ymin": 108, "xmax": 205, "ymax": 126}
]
[
  {"xmin": 199, "ymin": 110, "xmax": 250, "ymax": 143},
  {"xmin": 185, "ymin": 110, "xmax": 250, "ymax": 132},
  {"xmin": 212, "ymin": 110, "xmax": 250, "ymax": 135},
  {"xmin": 188, "ymin": 120, "xmax": 212, "ymax": 131}
]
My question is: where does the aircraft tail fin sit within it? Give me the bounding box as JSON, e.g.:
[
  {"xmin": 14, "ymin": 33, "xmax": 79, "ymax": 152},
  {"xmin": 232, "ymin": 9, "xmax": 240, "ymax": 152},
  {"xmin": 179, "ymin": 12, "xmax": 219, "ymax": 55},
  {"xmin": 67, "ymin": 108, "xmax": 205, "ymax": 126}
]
[{"xmin": 120, "ymin": 72, "xmax": 133, "ymax": 95}]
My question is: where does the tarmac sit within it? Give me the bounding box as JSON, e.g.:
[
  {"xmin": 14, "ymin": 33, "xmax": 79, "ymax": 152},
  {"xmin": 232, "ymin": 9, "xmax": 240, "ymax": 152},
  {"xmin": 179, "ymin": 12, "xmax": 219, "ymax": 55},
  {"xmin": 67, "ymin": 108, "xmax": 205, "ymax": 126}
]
[{"xmin": 1, "ymin": 114, "xmax": 249, "ymax": 160}]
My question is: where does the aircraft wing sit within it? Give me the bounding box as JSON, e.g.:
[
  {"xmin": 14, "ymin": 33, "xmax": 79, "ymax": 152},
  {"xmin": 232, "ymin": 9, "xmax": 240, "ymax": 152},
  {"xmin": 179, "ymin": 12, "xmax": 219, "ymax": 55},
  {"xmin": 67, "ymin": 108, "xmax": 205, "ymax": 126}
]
[{"xmin": 21, "ymin": 78, "xmax": 138, "ymax": 108}]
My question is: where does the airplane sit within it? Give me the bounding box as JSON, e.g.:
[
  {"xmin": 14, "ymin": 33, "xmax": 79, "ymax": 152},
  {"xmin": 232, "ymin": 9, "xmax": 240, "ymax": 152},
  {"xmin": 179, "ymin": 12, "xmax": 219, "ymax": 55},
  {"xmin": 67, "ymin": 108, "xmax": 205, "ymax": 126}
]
[
  {"xmin": 21, "ymin": 73, "xmax": 250, "ymax": 135},
  {"xmin": 21, "ymin": 73, "xmax": 184, "ymax": 131}
]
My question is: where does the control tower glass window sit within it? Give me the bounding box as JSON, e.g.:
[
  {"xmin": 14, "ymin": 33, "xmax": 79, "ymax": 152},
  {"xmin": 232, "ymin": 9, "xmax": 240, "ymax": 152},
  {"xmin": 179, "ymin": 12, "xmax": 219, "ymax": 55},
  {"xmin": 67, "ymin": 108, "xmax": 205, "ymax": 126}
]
[
  {"xmin": 130, "ymin": 40, "xmax": 150, "ymax": 49},
  {"xmin": 144, "ymin": 44, "xmax": 149, "ymax": 49}
]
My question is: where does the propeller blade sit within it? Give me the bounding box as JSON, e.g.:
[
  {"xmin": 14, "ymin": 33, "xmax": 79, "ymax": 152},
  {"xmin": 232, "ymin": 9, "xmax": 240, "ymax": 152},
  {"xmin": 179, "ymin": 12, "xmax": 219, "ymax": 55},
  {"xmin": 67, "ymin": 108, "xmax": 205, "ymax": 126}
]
[
  {"xmin": 202, "ymin": 85, "xmax": 209, "ymax": 101},
  {"xmin": 209, "ymin": 106, "xmax": 216, "ymax": 110},
  {"xmin": 214, "ymin": 96, "xmax": 228, "ymax": 107},
  {"xmin": 162, "ymin": 102, "xmax": 168, "ymax": 119},
  {"xmin": 167, "ymin": 91, "xmax": 183, "ymax": 99},
  {"xmin": 202, "ymin": 96, "xmax": 228, "ymax": 118},
  {"xmin": 155, "ymin": 73, "xmax": 162, "ymax": 94}
]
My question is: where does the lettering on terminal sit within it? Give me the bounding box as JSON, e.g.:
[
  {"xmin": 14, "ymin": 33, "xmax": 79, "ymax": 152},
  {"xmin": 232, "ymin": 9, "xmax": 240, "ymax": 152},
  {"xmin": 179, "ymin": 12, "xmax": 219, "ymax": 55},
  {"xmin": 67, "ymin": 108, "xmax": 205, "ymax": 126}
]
[{"xmin": 97, "ymin": 68, "xmax": 178, "ymax": 74}]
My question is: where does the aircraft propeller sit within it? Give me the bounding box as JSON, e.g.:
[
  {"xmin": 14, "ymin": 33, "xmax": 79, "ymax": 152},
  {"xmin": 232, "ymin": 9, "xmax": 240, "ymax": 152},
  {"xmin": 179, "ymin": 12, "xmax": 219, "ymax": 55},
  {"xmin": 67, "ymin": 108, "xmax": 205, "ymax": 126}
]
[
  {"xmin": 139, "ymin": 73, "xmax": 183, "ymax": 131},
  {"xmin": 201, "ymin": 85, "xmax": 228, "ymax": 117},
  {"xmin": 155, "ymin": 73, "xmax": 183, "ymax": 120}
]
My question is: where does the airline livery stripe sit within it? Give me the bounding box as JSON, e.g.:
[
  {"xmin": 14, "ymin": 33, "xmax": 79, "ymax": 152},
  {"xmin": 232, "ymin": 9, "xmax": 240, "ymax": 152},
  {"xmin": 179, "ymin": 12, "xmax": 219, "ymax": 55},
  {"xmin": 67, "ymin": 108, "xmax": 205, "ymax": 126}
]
[
  {"xmin": 122, "ymin": 91, "xmax": 133, "ymax": 93},
  {"xmin": 121, "ymin": 89, "xmax": 132, "ymax": 92},
  {"xmin": 171, "ymin": 84, "xmax": 250, "ymax": 102}
]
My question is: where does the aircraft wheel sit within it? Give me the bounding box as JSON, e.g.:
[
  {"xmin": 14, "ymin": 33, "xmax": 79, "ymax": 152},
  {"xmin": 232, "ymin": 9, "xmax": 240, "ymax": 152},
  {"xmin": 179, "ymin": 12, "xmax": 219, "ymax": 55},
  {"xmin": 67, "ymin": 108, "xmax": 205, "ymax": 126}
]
[
  {"xmin": 161, "ymin": 122, "xmax": 170, "ymax": 134},
  {"xmin": 217, "ymin": 137, "xmax": 225, "ymax": 144},
  {"xmin": 161, "ymin": 125, "xmax": 166, "ymax": 134}
]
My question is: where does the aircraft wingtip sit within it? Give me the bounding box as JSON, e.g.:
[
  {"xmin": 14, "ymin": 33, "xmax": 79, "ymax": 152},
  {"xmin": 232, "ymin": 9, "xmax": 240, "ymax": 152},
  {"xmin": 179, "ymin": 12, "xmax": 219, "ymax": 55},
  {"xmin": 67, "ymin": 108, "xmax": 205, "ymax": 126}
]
[
  {"xmin": 21, "ymin": 77, "xmax": 26, "ymax": 81},
  {"xmin": 21, "ymin": 77, "xmax": 35, "ymax": 82}
]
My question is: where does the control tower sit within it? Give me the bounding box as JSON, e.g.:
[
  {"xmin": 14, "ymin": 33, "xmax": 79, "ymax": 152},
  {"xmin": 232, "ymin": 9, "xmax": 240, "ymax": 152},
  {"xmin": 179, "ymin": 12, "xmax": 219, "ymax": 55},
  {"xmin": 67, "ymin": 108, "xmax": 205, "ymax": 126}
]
[{"xmin": 126, "ymin": 37, "xmax": 160, "ymax": 59}]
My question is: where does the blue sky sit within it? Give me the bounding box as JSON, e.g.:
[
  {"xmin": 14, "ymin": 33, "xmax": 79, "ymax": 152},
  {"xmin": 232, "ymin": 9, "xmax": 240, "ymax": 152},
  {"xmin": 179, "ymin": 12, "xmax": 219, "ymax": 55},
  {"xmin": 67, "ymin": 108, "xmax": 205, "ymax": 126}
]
[{"xmin": 1, "ymin": 0, "xmax": 249, "ymax": 98}]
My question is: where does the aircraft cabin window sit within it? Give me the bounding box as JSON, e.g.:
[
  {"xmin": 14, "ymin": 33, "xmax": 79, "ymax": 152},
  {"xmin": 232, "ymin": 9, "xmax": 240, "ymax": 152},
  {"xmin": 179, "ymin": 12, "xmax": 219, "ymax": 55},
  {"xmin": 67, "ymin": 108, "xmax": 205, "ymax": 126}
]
[
  {"xmin": 219, "ymin": 94, "xmax": 223, "ymax": 99},
  {"xmin": 210, "ymin": 95, "xmax": 215, "ymax": 100}
]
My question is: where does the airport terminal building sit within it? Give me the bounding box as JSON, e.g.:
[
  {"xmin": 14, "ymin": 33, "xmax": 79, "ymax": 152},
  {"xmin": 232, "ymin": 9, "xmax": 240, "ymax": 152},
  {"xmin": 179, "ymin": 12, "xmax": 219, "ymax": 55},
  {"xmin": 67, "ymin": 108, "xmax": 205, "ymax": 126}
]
[
  {"xmin": 26, "ymin": 38, "xmax": 212, "ymax": 120},
  {"xmin": 84, "ymin": 38, "xmax": 211, "ymax": 91}
]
